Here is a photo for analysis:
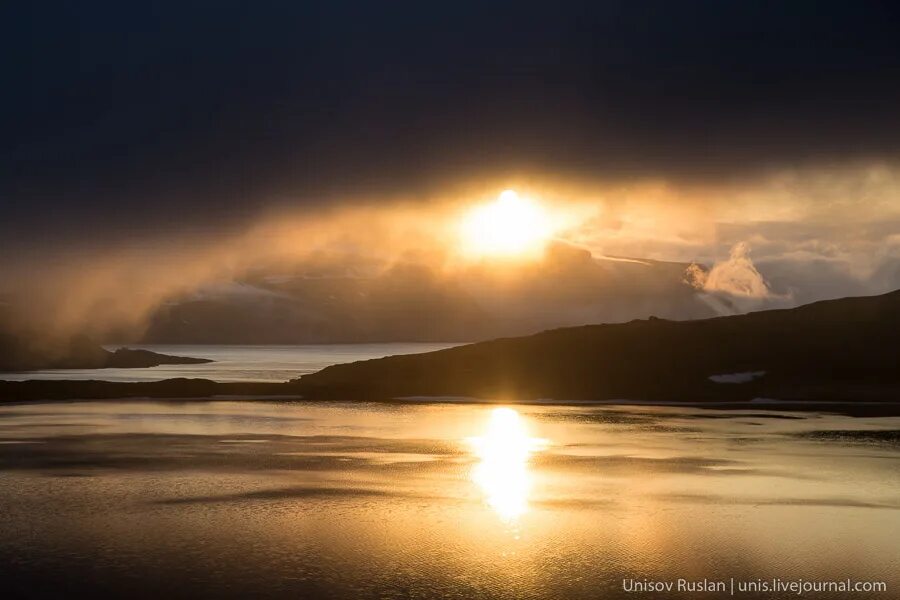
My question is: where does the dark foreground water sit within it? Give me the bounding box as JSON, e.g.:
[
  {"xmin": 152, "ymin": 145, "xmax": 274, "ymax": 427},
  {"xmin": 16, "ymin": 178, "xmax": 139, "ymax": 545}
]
[{"xmin": 0, "ymin": 400, "xmax": 897, "ymax": 599}]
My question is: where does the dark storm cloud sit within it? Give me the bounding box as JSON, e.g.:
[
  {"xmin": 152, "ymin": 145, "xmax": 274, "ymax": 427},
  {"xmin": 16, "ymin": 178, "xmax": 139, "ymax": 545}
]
[{"xmin": 3, "ymin": 1, "xmax": 900, "ymax": 241}]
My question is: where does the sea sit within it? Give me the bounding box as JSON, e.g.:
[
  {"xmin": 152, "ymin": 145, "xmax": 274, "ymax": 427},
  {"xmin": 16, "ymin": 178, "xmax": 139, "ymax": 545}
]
[
  {"xmin": 0, "ymin": 399, "xmax": 897, "ymax": 598},
  {"xmin": 0, "ymin": 343, "xmax": 460, "ymax": 382},
  {"xmin": 0, "ymin": 345, "xmax": 898, "ymax": 598}
]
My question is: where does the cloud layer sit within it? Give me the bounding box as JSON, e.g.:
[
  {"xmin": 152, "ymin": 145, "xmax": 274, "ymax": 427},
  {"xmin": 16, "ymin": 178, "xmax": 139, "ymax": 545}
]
[{"xmin": 1, "ymin": 163, "xmax": 898, "ymax": 344}]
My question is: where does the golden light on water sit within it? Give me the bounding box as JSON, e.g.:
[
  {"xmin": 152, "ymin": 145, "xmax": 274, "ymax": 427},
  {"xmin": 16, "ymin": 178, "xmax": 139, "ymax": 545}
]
[
  {"xmin": 459, "ymin": 190, "xmax": 556, "ymax": 259},
  {"xmin": 468, "ymin": 407, "xmax": 547, "ymax": 521}
]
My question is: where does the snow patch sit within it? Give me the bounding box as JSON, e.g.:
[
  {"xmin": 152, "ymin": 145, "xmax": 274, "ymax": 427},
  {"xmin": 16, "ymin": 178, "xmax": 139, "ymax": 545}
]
[{"xmin": 708, "ymin": 370, "xmax": 766, "ymax": 384}]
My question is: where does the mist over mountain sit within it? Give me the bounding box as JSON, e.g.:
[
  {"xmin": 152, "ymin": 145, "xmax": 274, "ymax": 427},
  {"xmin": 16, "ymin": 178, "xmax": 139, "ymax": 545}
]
[{"xmin": 136, "ymin": 246, "xmax": 720, "ymax": 343}]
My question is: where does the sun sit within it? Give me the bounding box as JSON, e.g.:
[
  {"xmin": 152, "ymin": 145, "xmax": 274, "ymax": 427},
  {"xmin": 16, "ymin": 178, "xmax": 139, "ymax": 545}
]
[{"xmin": 459, "ymin": 190, "xmax": 554, "ymax": 259}]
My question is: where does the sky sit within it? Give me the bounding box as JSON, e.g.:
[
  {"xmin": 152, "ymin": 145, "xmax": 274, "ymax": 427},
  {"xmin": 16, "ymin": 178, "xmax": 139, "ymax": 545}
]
[{"xmin": 2, "ymin": 1, "xmax": 900, "ymax": 341}]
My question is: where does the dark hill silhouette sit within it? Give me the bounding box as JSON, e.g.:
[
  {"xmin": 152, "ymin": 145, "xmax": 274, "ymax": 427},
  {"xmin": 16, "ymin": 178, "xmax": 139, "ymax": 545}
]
[{"xmin": 293, "ymin": 289, "xmax": 900, "ymax": 402}]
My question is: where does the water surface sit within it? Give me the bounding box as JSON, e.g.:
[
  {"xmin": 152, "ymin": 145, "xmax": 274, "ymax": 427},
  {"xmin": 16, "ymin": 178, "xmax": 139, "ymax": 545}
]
[
  {"xmin": 0, "ymin": 400, "xmax": 897, "ymax": 598},
  {"xmin": 0, "ymin": 343, "xmax": 459, "ymax": 382}
]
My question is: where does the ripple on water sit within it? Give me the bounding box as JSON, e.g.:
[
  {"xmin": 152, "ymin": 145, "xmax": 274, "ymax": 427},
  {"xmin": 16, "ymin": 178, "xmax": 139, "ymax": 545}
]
[{"xmin": 0, "ymin": 400, "xmax": 897, "ymax": 598}]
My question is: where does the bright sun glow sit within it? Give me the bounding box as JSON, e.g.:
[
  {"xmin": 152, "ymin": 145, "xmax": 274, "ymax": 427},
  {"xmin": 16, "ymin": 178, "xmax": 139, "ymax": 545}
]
[
  {"xmin": 460, "ymin": 190, "xmax": 555, "ymax": 259},
  {"xmin": 468, "ymin": 407, "xmax": 547, "ymax": 521}
]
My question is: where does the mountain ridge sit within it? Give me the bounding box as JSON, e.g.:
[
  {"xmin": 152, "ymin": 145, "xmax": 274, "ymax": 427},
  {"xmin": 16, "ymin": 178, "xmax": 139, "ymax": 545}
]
[{"xmin": 293, "ymin": 289, "xmax": 900, "ymax": 402}]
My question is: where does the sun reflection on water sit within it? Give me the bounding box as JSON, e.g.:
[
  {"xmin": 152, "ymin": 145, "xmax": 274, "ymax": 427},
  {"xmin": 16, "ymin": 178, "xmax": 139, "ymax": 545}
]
[{"xmin": 468, "ymin": 407, "xmax": 548, "ymax": 521}]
